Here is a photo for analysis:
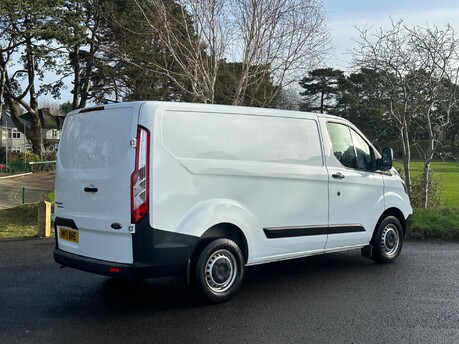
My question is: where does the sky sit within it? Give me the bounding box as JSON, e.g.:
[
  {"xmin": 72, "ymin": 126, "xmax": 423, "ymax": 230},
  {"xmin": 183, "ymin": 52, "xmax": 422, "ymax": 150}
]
[{"xmin": 322, "ymin": 0, "xmax": 459, "ymax": 70}]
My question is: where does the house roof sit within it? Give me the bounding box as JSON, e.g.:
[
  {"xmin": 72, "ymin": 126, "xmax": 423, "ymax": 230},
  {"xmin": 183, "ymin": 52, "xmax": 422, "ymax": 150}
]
[
  {"xmin": 0, "ymin": 110, "xmax": 15, "ymax": 128},
  {"xmin": 1, "ymin": 109, "xmax": 65, "ymax": 130}
]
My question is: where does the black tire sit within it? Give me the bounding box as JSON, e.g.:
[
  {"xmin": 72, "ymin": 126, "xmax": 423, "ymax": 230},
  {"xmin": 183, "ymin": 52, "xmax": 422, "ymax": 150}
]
[
  {"xmin": 371, "ymin": 216, "xmax": 404, "ymax": 263},
  {"xmin": 194, "ymin": 238, "xmax": 245, "ymax": 303}
]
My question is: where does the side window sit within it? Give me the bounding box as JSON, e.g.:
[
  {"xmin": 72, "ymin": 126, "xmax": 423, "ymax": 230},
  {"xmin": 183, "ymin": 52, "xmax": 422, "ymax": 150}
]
[
  {"xmin": 350, "ymin": 129, "xmax": 372, "ymax": 169},
  {"xmin": 327, "ymin": 122, "xmax": 373, "ymax": 170}
]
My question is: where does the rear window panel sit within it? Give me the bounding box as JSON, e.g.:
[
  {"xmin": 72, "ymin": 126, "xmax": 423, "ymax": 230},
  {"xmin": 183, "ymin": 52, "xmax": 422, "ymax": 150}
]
[{"xmin": 59, "ymin": 110, "xmax": 133, "ymax": 169}]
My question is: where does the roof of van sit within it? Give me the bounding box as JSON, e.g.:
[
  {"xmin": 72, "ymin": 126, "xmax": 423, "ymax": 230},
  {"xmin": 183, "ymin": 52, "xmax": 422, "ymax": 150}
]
[{"xmin": 74, "ymin": 101, "xmax": 347, "ymax": 123}]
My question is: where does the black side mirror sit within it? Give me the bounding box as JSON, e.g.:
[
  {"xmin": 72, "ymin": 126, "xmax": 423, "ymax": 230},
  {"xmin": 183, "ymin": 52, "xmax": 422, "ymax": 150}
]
[{"xmin": 378, "ymin": 147, "xmax": 393, "ymax": 171}]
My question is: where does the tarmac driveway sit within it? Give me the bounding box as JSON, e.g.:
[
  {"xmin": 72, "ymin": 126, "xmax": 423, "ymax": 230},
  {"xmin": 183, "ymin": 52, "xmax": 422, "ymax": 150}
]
[{"xmin": 0, "ymin": 173, "xmax": 55, "ymax": 208}]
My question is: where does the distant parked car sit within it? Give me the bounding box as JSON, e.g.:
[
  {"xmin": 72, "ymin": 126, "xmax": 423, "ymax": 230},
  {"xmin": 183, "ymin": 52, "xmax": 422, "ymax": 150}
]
[{"xmin": 0, "ymin": 164, "xmax": 5, "ymax": 171}]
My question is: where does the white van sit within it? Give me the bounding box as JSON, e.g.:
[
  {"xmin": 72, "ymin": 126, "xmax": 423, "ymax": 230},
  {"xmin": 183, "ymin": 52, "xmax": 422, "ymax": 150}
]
[{"xmin": 54, "ymin": 101, "xmax": 412, "ymax": 302}]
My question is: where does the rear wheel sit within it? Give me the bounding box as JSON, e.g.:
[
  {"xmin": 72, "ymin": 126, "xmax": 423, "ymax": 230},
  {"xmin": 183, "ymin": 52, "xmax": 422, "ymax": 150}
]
[
  {"xmin": 371, "ymin": 216, "xmax": 403, "ymax": 263},
  {"xmin": 194, "ymin": 238, "xmax": 245, "ymax": 303}
]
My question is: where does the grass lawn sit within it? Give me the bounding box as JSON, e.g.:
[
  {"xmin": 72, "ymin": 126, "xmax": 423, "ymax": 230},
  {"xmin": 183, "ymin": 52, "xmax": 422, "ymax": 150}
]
[
  {"xmin": 0, "ymin": 204, "xmax": 40, "ymax": 238},
  {"xmin": 395, "ymin": 160, "xmax": 459, "ymax": 208},
  {"xmin": 0, "ymin": 203, "xmax": 54, "ymax": 239},
  {"xmin": 412, "ymin": 208, "xmax": 459, "ymax": 240}
]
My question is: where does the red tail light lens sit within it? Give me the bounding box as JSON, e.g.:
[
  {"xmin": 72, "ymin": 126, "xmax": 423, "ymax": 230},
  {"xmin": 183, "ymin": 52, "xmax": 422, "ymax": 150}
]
[{"xmin": 131, "ymin": 126, "xmax": 150, "ymax": 223}]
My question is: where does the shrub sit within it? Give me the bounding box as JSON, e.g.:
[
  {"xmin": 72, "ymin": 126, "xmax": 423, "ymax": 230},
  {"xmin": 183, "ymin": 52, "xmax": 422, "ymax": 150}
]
[
  {"xmin": 410, "ymin": 171, "xmax": 443, "ymax": 208},
  {"xmin": 7, "ymin": 151, "xmax": 40, "ymax": 163},
  {"xmin": 43, "ymin": 151, "xmax": 57, "ymax": 161},
  {"xmin": 5, "ymin": 152, "xmax": 43, "ymax": 173}
]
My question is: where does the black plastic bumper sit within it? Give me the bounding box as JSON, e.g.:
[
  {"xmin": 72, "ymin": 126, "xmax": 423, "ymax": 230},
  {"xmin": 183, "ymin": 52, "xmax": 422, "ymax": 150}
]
[
  {"xmin": 54, "ymin": 215, "xmax": 199, "ymax": 279},
  {"xmin": 54, "ymin": 248, "xmax": 187, "ymax": 279},
  {"xmin": 405, "ymin": 214, "xmax": 413, "ymax": 239}
]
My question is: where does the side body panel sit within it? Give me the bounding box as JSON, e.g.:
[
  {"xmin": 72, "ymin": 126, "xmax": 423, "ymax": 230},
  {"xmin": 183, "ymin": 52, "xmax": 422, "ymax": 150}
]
[{"xmin": 141, "ymin": 104, "xmax": 330, "ymax": 265}]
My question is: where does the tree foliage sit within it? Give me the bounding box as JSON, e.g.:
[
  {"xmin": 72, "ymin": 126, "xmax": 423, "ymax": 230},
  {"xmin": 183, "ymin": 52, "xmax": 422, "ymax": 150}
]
[
  {"xmin": 299, "ymin": 68, "xmax": 397, "ymax": 144},
  {"xmin": 299, "ymin": 68, "xmax": 344, "ymax": 114},
  {"xmin": 0, "ymin": 0, "xmax": 66, "ymax": 155}
]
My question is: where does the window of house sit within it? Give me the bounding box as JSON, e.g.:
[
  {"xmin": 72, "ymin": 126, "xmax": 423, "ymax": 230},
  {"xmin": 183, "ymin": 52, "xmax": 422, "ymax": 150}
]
[
  {"xmin": 52, "ymin": 129, "xmax": 58, "ymax": 138},
  {"xmin": 9, "ymin": 146, "xmax": 21, "ymax": 153},
  {"xmin": 8, "ymin": 129, "xmax": 20, "ymax": 139}
]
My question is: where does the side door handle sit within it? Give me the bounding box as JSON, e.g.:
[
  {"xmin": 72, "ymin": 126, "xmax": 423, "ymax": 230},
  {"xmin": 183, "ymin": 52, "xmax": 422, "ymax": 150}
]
[
  {"xmin": 84, "ymin": 187, "xmax": 98, "ymax": 193},
  {"xmin": 332, "ymin": 172, "xmax": 345, "ymax": 180}
]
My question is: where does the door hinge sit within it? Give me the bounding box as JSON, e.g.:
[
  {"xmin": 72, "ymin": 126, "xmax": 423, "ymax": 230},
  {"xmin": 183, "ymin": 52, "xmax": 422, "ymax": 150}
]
[
  {"xmin": 130, "ymin": 138, "xmax": 137, "ymax": 148},
  {"xmin": 129, "ymin": 225, "xmax": 135, "ymax": 234}
]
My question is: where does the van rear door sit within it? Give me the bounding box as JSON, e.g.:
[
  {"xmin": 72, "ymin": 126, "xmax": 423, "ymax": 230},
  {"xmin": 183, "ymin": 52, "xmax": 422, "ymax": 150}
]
[{"xmin": 55, "ymin": 103, "xmax": 142, "ymax": 264}]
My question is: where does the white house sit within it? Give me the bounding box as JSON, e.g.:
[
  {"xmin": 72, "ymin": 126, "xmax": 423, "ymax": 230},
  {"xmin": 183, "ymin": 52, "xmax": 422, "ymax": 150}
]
[{"xmin": 0, "ymin": 108, "xmax": 65, "ymax": 155}]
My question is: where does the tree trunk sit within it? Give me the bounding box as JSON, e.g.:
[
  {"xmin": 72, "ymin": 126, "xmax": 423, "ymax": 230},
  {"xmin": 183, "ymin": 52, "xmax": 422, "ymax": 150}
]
[
  {"xmin": 421, "ymin": 162, "xmax": 431, "ymax": 208},
  {"xmin": 400, "ymin": 124, "xmax": 412, "ymax": 199},
  {"xmin": 421, "ymin": 135, "xmax": 435, "ymax": 208},
  {"xmin": 72, "ymin": 44, "xmax": 81, "ymax": 110},
  {"xmin": 320, "ymin": 90, "xmax": 325, "ymax": 113}
]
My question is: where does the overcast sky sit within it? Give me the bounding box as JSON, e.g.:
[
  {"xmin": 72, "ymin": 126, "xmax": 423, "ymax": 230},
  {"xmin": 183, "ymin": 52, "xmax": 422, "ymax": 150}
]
[{"xmin": 322, "ymin": 0, "xmax": 459, "ymax": 70}]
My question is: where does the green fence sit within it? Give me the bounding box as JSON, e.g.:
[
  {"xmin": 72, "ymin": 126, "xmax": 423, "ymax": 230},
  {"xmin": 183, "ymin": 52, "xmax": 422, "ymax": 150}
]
[
  {"xmin": 21, "ymin": 187, "xmax": 52, "ymax": 205},
  {"xmin": 0, "ymin": 161, "xmax": 56, "ymax": 174}
]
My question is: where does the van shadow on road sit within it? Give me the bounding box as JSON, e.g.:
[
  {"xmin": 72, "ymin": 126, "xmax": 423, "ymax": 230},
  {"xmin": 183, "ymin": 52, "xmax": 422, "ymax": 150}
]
[{"xmin": 88, "ymin": 251, "xmax": 378, "ymax": 313}]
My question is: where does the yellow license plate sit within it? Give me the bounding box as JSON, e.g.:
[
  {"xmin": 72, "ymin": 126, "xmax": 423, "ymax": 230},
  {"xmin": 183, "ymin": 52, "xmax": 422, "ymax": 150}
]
[{"xmin": 59, "ymin": 228, "xmax": 79, "ymax": 243}]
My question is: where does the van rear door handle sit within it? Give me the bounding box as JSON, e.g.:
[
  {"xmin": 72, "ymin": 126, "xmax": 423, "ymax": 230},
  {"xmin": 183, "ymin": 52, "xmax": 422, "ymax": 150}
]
[
  {"xmin": 332, "ymin": 172, "xmax": 345, "ymax": 179},
  {"xmin": 84, "ymin": 187, "xmax": 98, "ymax": 193}
]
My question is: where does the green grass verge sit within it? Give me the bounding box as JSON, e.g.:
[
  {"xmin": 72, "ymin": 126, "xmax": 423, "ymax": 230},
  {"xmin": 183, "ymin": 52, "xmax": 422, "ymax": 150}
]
[
  {"xmin": 0, "ymin": 203, "xmax": 41, "ymax": 239},
  {"xmin": 395, "ymin": 160, "xmax": 459, "ymax": 208},
  {"xmin": 411, "ymin": 207, "xmax": 459, "ymax": 241}
]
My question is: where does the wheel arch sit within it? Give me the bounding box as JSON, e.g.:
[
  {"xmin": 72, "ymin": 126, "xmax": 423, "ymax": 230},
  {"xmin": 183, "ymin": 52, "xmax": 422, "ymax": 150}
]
[
  {"xmin": 191, "ymin": 223, "xmax": 249, "ymax": 264},
  {"xmin": 372, "ymin": 207, "xmax": 406, "ymax": 241}
]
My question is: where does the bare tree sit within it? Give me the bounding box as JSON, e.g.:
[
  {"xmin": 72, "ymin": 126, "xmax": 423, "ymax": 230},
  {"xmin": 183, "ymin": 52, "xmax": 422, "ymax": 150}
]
[
  {"xmin": 353, "ymin": 20, "xmax": 415, "ymax": 196},
  {"xmin": 130, "ymin": 0, "xmax": 330, "ymax": 106},
  {"xmin": 407, "ymin": 25, "xmax": 459, "ymax": 207},
  {"xmin": 129, "ymin": 0, "xmax": 229, "ymax": 103},
  {"xmin": 232, "ymin": 0, "xmax": 330, "ymax": 106},
  {"xmin": 353, "ymin": 20, "xmax": 459, "ymax": 207}
]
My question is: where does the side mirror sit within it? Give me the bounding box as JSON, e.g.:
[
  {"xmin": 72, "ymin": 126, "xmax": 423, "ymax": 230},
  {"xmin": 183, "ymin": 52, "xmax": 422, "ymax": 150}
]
[{"xmin": 378, "ymin": 147, "xmax": 393, "ymax": 171}]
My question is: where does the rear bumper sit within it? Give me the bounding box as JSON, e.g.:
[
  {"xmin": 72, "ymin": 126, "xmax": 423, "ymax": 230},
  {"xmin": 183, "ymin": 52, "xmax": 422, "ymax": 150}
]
[
  {"xmin": 54, "ymin": 248, "xmax": 186, "ymax": 279},
  {"xmin": 54, "ymin": 216, "xmax": 199, "ymax": 279}
]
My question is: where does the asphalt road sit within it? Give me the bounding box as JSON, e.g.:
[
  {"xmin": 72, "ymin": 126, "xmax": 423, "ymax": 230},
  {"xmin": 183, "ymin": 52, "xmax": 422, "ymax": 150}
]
[
  {"xmin": 0, "ymin": 239, "xmax": 458, "ymax": 344},
  {"xmin": 0, "ymin": 173, "xmax": 55, "ymax": 208}
]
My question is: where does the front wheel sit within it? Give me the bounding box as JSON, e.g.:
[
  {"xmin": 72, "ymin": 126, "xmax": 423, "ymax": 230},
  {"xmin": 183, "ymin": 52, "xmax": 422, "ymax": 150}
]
[
  {"xmin": 194, "ymin": 238, "xmax": 245, "ymax": 303},
  {"xmin": 371, "ymin": 216, "xmax": 404, "ymax": 263}
]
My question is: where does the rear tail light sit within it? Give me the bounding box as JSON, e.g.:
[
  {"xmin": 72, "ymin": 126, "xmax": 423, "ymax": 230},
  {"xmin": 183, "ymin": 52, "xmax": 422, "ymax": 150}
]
[{"xmin": 131, "ymin": 126, "xmax": 150, "ymax": 223}]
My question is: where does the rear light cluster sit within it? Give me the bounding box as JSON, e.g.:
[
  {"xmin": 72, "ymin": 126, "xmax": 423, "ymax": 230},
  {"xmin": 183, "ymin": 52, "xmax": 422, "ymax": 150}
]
[{"xmin": 131, "ymin": 126, "xmax": 150, "ymax": 224}]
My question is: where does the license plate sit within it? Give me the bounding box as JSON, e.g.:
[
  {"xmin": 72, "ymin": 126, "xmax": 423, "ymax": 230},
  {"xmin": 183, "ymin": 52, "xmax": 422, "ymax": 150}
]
[{"xmin": 59, "ymin": 227, "xmax": 79, "ymax": 243}]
